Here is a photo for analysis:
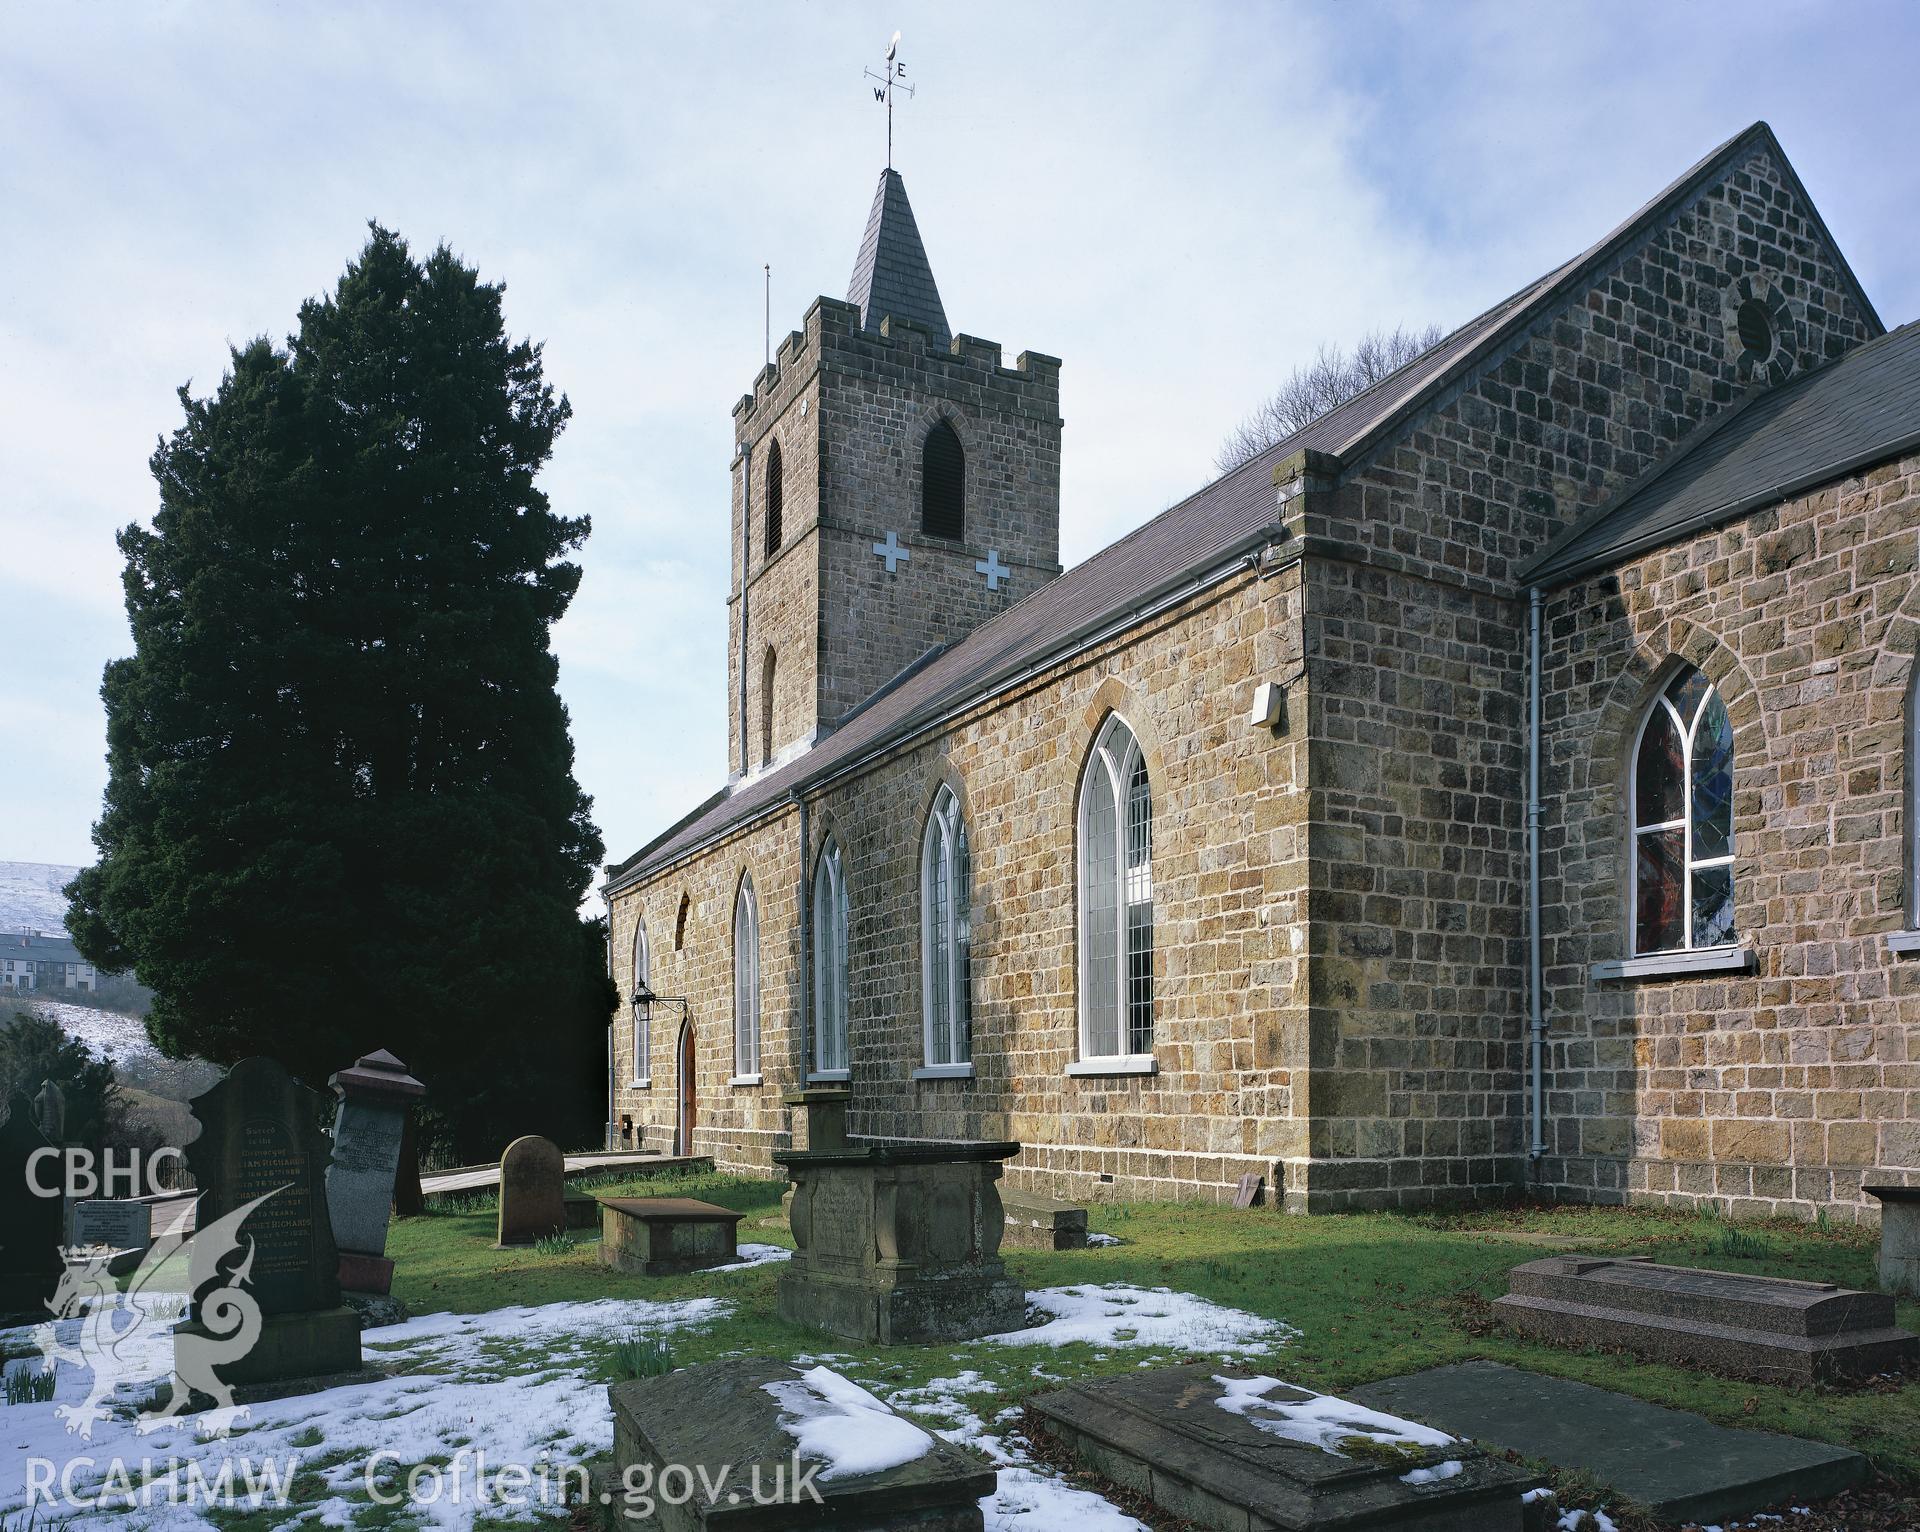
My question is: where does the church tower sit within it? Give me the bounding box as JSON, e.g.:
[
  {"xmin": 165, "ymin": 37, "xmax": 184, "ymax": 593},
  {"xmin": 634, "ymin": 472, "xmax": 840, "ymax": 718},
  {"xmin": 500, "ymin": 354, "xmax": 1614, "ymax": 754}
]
[{"xmin": 726, "ymin": 168, "xmax": 1063, "ymax": 777}]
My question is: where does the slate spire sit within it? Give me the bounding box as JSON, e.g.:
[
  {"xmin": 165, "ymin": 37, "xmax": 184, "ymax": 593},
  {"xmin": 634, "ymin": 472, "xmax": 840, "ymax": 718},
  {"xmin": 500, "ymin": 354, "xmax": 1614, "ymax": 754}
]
[{"xmin": 847, "ymin": 168, "xmax": 951, "ymax": 349}]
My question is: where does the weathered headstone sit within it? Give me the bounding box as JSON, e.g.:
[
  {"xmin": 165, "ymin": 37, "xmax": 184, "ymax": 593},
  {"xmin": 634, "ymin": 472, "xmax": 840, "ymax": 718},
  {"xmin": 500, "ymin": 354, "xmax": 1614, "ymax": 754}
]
[
  {"xmin": 1001, "ymin": 1187, "xmax": 1089, "ymax": 1250},
  {"xmin": 495, "ymin": 1134, "xmax": 566, "ymax": 1247},
  {"xmin": 33, "ymin": 1079, "xmax": 65, "ymax": 1144},
  {"xmin": 1865, "ymin": 1183, "xmax": 1920, "ymax": 1298},
  {"xmin": 776, "ymin": 1093, "xmax": 1023, "ymax": 1344},
  {"xmin": 0, "ymin": 1091, "xmax": 64, "ymax": 1323},
  {"xmin": 1032, "ymin": 1364, "xmax": 1535, "ymax": 1532},
  {"xmin": 1496, "ymin": 1254, "xmax": 1918, "ymax": 1384},
  {"xmin": 1233, "ymin": 1172, "xmax": 1265, "ymax": 1209},
  {"xmin": 325, "ymin": 1048, "xmax": 425, "ymax": 1295},
  {"xmin": 174, "ymin": 1056, "xmax": 362, "ymax": 1391},
  {"xmin": 600, "ymin": 1197, "xmax": 744, "ymax": 1275},
  {"xmin": 70, "ymin": 1197, "xmax": 153, "ymax": 1256},
  {"xmin": 604, "ymin": 1358, "xmax": 993, "ymax": 1530},
  {"xmin": 1351, "ymin": 1361, "xmax": 1868, "ymax": 1525}
]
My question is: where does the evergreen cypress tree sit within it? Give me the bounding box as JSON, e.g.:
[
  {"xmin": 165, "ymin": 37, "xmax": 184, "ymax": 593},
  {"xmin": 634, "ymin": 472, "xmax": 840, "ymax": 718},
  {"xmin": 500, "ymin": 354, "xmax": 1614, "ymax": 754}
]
[{"xmin": 67, "ymin": 225, "xmax": 614, "ymax": 1159}]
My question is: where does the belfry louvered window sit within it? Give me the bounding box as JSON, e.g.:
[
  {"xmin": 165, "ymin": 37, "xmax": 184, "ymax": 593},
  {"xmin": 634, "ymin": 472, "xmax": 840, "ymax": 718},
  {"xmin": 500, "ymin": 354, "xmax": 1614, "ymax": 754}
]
[
  {"xmin": 765, "ymin": 437, "xmax": 784, "ymax": 554},
  {"xmin": 1078, "ymin": 715, "xmax": 1155, "ymax": 1061},
  {"xmin": 1631, "ymin": 665, "xmax": 1734, "ymax": 954},
  {"xmin": 921, "ymin": 420, "xmax": 964, "ymax": 540}
]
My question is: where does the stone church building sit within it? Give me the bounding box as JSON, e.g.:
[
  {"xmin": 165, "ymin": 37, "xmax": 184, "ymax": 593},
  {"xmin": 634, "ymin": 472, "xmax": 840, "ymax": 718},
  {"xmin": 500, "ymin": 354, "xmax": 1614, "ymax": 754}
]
[{"xmin": 604, "ymin": 122, "xmax": 1920, "ymax": 1219}]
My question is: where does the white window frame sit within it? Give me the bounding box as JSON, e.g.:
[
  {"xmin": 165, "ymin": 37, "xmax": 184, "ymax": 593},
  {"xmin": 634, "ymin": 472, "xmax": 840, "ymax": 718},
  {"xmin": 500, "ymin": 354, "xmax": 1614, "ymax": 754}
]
[
  {"xmin": 630, "ymin": 918, "xmax": 651, "ymax": 1086},
  {"xmin": 919, "ymin": 785, "xmax": 973, "ymax": 1071},
  {"xmin": 732, "ymin": 876, "xmax": 762, "ymax": 1084},
  {"xmin": 1076, "ymin": 714, "xmax": 1157, "ymax": 1071},
  {"xmin": 811, "ymin": 839, "xmax": 850, "ymax": 1081},
  {"xmin": 1628, "ymin": 669, "xmax": 1734, "ymax": 957}
]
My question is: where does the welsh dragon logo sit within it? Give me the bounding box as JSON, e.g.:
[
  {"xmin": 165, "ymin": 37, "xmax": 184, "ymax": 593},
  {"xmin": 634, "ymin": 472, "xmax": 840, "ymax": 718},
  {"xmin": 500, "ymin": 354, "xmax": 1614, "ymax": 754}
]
[{"xmin": 31, "ymin": 1186, "xmax": 284, "ymax": 1439}]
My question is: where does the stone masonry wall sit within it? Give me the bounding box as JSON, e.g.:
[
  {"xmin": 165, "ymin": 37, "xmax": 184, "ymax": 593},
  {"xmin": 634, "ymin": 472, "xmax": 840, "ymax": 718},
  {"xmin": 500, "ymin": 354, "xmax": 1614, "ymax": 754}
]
[
  {"xmin": 611, "ymin": 559, "xmax": 1311, "ymax": 1202},
  {"xmin": 1292, "ymin": 134, "xmax": 1877, "ymax": 1210},
  {"xmin": 1537, "ymin": 449, "xmax": 1920, "ymax": 1222}
]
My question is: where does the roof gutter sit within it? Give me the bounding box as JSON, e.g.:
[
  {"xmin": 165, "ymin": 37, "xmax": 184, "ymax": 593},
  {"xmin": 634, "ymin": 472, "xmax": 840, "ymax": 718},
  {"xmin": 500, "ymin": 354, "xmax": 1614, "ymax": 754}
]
[{"xmin": 606, "ymin": 522, "xmax": 1292, "ymax": 894}]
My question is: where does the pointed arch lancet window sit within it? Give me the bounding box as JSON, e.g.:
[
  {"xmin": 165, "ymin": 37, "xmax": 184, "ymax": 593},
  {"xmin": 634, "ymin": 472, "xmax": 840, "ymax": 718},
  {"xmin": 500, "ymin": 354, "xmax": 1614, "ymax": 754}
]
[
  {"xmin": 1632, "ymin": 665, "xmax": 1734, "ymax": 954},
  {"xmin": 733, "ymin": 877, "xmax": 761, "ymax": 1078},
  {"xmin": 920, "ymin": 785, "xmax": 972, "ymax": 1067},
  {"xmin": 1079, "ymin": 715, "xmax": 1154, "ymax": 1060},
  {"xmin": 759, "ymin": 647, "xmax": 777, "ymax": 767},
  {"xmin": 765, "ymin": 437, "xmax": 784, "ymax": 554},
  {"xmin": 631, "ymin": 919, "xmax": 651, "ymax": 1083},
  {"xmin": 812, "ymin": 840, "xmax": 849, "ymax": 1077},
  {"xmin": 921, "ymin": 419, "xmax": 965, "ymax": 540}
]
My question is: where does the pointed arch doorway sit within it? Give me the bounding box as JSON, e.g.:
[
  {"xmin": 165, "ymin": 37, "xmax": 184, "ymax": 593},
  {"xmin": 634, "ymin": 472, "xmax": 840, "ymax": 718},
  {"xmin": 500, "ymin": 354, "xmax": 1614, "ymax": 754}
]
[{"xmin": 675, "ymin": 1018, "xmax": 696, "ymax": 1156}]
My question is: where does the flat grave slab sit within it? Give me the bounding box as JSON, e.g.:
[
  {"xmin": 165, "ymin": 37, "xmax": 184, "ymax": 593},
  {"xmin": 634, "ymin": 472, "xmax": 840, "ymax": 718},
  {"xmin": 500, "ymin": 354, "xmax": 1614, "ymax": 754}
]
[
  {"xmin": 1351, "ymin": 1361, "xmax": 1868, "ymax": 1525},
  {"xmin": 600, "ymin": 1196, "xmax": 744, "ymax": 1276},
  {"xmin": 1496, "ymin": 1254, "xmax": 1917, "ymax": 1384},
  {"xmin": 1030, "ymin": 1362, "xmax": 1535, "ymax": 1531},
  {"xmin": 1000, "ymin": 1188, "xmax": 1088, "ymax": 1250},
  {"xmin": 605, "ymin": 1356, "xmax": 992, "ymax": 1530}
]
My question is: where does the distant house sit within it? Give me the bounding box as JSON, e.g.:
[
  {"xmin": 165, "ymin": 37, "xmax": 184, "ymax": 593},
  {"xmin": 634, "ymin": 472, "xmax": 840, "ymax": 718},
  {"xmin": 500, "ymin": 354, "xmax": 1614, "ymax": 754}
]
[{"xmin": 1, "ymin": 930, "xmax": 97, "ymax": 993}]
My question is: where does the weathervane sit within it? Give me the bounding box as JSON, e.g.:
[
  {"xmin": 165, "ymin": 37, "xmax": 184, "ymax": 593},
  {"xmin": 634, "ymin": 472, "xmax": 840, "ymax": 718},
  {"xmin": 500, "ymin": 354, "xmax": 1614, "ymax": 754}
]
[{"xmin": 864, "ymin": 30, "xmax": 914, "ymax": 169}]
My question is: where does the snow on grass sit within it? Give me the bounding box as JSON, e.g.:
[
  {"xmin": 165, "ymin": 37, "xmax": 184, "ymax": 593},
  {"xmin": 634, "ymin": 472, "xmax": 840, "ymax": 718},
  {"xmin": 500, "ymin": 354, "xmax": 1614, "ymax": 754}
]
[
  {"xmin": 0, "ymin": 1293, "xmax": 726, "ymax": 1528},
  {"xmin": 1085, "ymin": 1233, "xmax": 1121, "ymax": 1247},
  {"xmin": 763, "ymin": 1366, "xmax": 933, "ymax": 1481},
  {"xmin": 708, "ymin": 1242, "xmax": 792, "ymax": 1272},
  {"xmin": 30, "ymin": 1000, "xmax": 157, "ymax": 1062},
  {"xmin": 982, "ymin": 1284, "xmax": 1293, "ymax": 1353},
  {"xmin": 1214, "ymin": 1375, "xmax": 1455, "ymax": 1457}
]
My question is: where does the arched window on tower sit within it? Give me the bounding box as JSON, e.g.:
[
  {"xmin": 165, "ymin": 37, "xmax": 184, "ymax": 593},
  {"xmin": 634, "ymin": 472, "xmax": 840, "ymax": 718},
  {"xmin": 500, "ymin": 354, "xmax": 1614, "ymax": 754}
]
[
  {"xmin": 1078, "ymin": 714, "xmax": 1154, "ymax": 1063},
  {"xmin": 812, "ymin": 839, "xmax": 849, "ymax": 1079},
  {"xmin": 920, "ymin": 785, "xmax": 972, "ymax": 1068},
  {"xmin": 765, "ymin": 437, "xmax": 784, "ymax": 555},
  {"xmin": 760, "ymin": 647, "xmax": 777, "ymax": 767},
  {"xmin": 1631, "ymin": 665, "xmax": 1734, "ymax": 954},
  {"xmin": 921, "ymin": 419, "xmax": 965, "ymax": 540}
]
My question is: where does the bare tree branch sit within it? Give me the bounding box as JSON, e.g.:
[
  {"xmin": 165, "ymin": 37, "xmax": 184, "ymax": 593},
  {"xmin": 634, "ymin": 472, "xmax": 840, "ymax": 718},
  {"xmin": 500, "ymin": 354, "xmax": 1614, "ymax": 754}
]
[{"xmin": 1215, "ymin": 323, "xmax": 1445, "ymax": 474}]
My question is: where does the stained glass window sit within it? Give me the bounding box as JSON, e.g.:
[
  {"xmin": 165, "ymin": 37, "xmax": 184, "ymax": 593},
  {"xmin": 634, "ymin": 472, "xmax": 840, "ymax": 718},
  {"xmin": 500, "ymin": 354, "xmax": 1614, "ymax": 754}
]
[
  {"xmin": 1632, "ymin": 666, "xmax": 1735, "ymax": 954},
  {"xmin": 811, "ymin": 841, "xmax": 849, "ymax": 1077},
  {"xmin": 921, "ymin": 786, "xmax": 972, "ymax": 1066},
  {"xmin": 1079, "ymin": 715, "xmax": 1155, "ymax": 1060}
]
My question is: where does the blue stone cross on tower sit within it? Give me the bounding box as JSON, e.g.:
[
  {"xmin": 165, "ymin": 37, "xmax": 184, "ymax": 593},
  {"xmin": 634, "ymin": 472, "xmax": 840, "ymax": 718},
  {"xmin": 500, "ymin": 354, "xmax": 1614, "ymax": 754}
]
[{"xmin": 872, "ymin": 530, "xmax": 910, "ymax": 574}]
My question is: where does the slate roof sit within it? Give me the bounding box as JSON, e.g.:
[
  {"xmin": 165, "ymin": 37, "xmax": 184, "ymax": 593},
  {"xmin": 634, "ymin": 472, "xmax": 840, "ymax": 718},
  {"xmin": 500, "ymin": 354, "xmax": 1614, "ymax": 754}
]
[
  {"xmin": 847, "ymin": 169, "xmax": 951, "ymax": 348},
  {"xmin": 607, "ymin": 124, "xmax": 1882, "ymax": 889},
  {"xmin": 1523, "ymin": 320, "xmax": 1920, "ymax": 587}
]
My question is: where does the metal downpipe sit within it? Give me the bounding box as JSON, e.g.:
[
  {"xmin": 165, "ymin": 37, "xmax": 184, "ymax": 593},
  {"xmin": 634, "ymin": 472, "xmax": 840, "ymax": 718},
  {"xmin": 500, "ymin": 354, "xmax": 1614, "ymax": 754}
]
[{"xmin": 1527, "ymin": 585, "xmax": 1547, "ymax": 1164}]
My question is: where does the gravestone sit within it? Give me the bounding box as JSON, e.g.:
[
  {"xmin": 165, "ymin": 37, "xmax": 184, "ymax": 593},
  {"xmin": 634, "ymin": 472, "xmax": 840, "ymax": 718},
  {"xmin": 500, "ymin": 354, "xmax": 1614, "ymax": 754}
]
[
  {"xmin": 1496, "ymin": 1254, "xmax": 1918, "ymax": 1384},
  {"xmin": 1000, "ymin": 1187, "xmax": 1088, "ymax": 1250},
  {"xmin": 776, "ymin": 1092, "xmax": 1023, "ymax": 1344},
  {"xmin": 1352, "ymin": 1361, "xmax": 1867, "ymax": 1525},
  {"xmin": 33, "ymin": 1079, "xmax": 65, "ymax": 1143},
  {"xmin": 1233, "ymin": 1173, "xmax": 1265, "ymax": 1210},
  {"xmin": 174, "ymin": 1056, "xmax": 362, "ymax": 1391},
  {"xmin": 495, "ymin": 1134, "xmax": 566, "ymax": 1247},
  {"xmin": 600, "ymin": 1197, "xmax": 744, "ymax": 1275},
  {"xmin": 0, "ymin": 1091, "xmax": 64, "ymax": 1323},
  {"xmin": 603, "ymin": 1357, "xmax": 992, "ymax": 1530},
  {"xmin": 70, "ymin": 1198, "xmax": 153, "ymax": 1256},
  {"xmin": 1865, "ymin": 1184, "xmax": 1920, "ymax": 1298},
  {"xmin": 325, "ymin": 1048, "xmax": 425, "ymax": 1295},
  {"xmin": 1031, "ymin": 1364, "xmax": 1535, "ymax": 1532}
]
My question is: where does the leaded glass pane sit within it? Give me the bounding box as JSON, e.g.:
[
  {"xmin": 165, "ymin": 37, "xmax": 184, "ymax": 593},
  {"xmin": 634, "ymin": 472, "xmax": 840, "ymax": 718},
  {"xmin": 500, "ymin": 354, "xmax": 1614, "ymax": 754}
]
[
  {"xmin": 735, "ymin": 885, "xmax": 759, "ymax": 1075},
  {"xmin": 1692, "ymin": 863, "xmax": 1734, "ymax": 949},
  {"xmin": 929, "ymin": 823, "xmax": 951, "ymax": 1062},
  {"xmin": 1083, "ymin": 762, "xmax": 1119, "ymax": 1058},
  {"xmin": 1666, "ymin": 665, "xmax": 1710, "ymax": 724},
  {"xmin": 954, "ymin": 820, "xmax": 972, "ymax": 1062},
  {"xmin": 1690, "ymin": 691, "xmax": 1733, "ymax": 860},
  {"xmin": 1125, "ymin": 755, "xmax": 1154, "ymax": 1054},
  {"xmin": 1636, "ymin": 706, "xmax": 1685, "ymax": 826},
  {"xmin": 1635, "ymin": 829, "xmax": 1684, "ymax": 954}
]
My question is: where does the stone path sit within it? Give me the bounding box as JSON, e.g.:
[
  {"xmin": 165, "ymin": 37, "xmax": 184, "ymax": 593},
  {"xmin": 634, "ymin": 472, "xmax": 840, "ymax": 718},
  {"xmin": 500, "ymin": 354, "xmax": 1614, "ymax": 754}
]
[{"xmin": 1350, "ymin": 1360, "xmax": 1866, "ymax": 1524}]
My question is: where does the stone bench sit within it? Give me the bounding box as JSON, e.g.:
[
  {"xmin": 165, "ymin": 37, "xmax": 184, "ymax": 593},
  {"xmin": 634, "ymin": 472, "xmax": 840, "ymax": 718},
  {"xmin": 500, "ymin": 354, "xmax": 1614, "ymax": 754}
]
[
  {"xmin": 1001, "ymin": 1188, "xmax": 1088, "ymax": 1250},
  {"xmin": 599, "ymin": 1196, "xmax": 744, "ymax": 1276}
]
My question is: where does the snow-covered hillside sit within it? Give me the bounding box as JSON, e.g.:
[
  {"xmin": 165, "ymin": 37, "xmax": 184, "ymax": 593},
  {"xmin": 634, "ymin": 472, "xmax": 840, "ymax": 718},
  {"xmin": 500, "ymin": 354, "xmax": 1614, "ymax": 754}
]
[{"xmin": 0, "ymin": 860, "xmax": 81, "ymax": 932}]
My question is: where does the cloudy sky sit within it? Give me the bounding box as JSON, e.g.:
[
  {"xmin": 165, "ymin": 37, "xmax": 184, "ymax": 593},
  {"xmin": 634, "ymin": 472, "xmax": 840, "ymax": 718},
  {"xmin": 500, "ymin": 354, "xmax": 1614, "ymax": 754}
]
[{"xmin": 6, "ymin": 1, "xmax": 1918, "ymax": 894}]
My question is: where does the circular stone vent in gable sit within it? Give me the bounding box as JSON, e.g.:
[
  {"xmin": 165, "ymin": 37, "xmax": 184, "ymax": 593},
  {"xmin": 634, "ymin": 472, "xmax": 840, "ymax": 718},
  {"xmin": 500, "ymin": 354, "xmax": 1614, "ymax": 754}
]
[{"xmin": 1724, "ymin": 276, "xmax": 1796, "ymax": 386}]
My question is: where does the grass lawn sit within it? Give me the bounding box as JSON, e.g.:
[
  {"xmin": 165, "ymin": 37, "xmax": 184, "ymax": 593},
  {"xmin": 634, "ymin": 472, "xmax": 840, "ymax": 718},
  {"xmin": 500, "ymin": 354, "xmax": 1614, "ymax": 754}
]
[{"xmin": 388, "ymin": 1170, "xmax": 1920, "ymax": 1491}]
